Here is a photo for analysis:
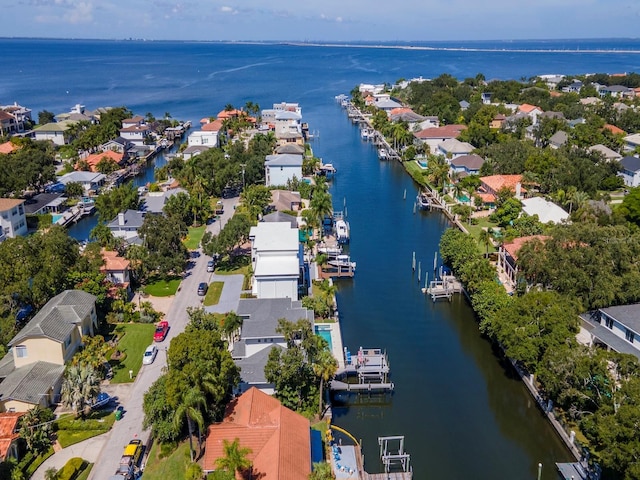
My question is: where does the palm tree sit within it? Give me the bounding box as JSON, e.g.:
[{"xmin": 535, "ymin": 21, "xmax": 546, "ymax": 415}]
[
  {"xmin": 309, "ymin": 461, "xmax": 334, "ymax": 480},
  {"xmin": 173, "ymin": 387, "xmax": 207, "ymax": 462},
  {"xmin": 60, "ymin": 364, "xmax": 101, "ymax": 417},
  {"xmin": 310, "ymin": 191, "xmax": 333, "ymax": 230},
  {"xmin": 215, "ymin": 438, "xmax": 252, "ymax": 478},
  {"xmin": 478, "ymin": 228, "xmax": 493, "ymax": 257},
  {"xmin": 220, "ymin": 312, "xmax": 243, "ymax": 344},
  {"xmin": 313, "ymin": 349, "xmax": 338, "ymax": 416}
]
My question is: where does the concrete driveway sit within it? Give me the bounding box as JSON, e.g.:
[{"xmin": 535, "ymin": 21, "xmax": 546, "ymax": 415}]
[{"xmin": 85, "ymin": 196, "xmax": 241, "ymax": 480}]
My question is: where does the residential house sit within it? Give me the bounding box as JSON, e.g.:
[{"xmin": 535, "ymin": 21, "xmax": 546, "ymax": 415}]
[
  {"xmin": 230, "ymin": 298, "xmax": 314, "ymax": 394},
  {"xmin": 437, "ymin": 138, "xmax": 474, "ymax": 160},
  {"xmin": 587, "ymin": 144, "xmax": 622, "ymax": 162},
  {"xmin": 478, "ymin": 174, "xmax": 524, "ymax": 205},
  {"xmin": 0, "ymin": 142, "xmax": 19, "ymax": 155},
  {"xmin": 373, "ymin": 93, "xmax": 402, "ymax": 114},
  {"xmin": 0, "ymin": 112, "xmax": 18, "ymax": 136},
  {"xmin": 121, "ymin": 115, "xmax": 145, "ymax": 128},
  {"xmin": 140, "ymin": 188, "xmax": 187, "ymax": 214},
  {"xmin": 417, "ymin": 116, "xmax": 440, "ymax": 130},
  {"xmin": 578, "ymin": 305, "xmax": 640, "ymax": 360},
  {"xmin": 1, "ymin": 103, "xmax": 32, "ymax": 133},
  {"xmin": 521, "ymin": 197, "xmax": 569, "ymax": 224},
  {"xmin": 274, "ymin": 143, "xmax": 305, "ymax": 155},
  {"xmin": 262, "ymin": 211, "xmax": 298, "ymax": 229},
  {"xmin": 23, "ymin": 193, "xmax": 67, "ymax": 216},
  {"xmin": 562, "ymin": 80, "xmax": 583, "ymax": 93},
  {"xmin": 0, "ymin": 290, "xmax": 97, "ymax": 412},
  {"xmin": 203, "ymin": 387, "xmax": 311, "ymax": 479},
  {"xmin": 0, "ymin": 412, "xmax": 23, "ymax": 461},
  {"xmin": 274, "ymin": 110, "xmax": 302, "ymax": 137},
  {"xmin": 33, "ymin": 121, "xmax": 76, "ymax": 146},
  {"xmin": 450, "ymin": 154, "xmax": 484, "ymax": 177},
  {"xmin": 101, "ymin": 250, "xmax": 131, "ymax": 295},
  {"xmin": 389, "ymin": 108, "xmax": 425, "ymax": 129},
  {"xmin": 58, "ymin": 171, "xmax": 106, "ymax": 194},
  {"xmin": 619, "ymin": 156, "xmax": 640, "ymax": 187},
  {"xmin": 538, "ymin": 111, "xmax": 565, "ymax": 122},
  {"xmin": 265, "ymin": 154, "xmax": 303, "ymax": 187},
  {"xmin": 81, "ymin": 150, "xmax": 124, "ymax": 173},
  {"xmin": 119, "ymin": 124, "xmax": 151, "ymax": 146},
  {"xmin": 100, "ymin": 136, "xmax": 132, "ymax": 154},
  {"xmin": 107, "ymin": 210, "xmax": 146, "ymax": 243},
  {"xmin": 413, "ymin": 124, "xmax": 466, "ymax": 153},
  {"xmin": 0, "ymin": 199, "xmax": 27, "ymax": 242},
  {"xmin": 603, "ymin": 123, "xmax": 625, "ymax": 136},
  {"xmin": 598, "ymin": 85, "xmax": 634, "ymax": 98},
  {"xmin": 490, "ymin": 114, "xmax": 506, "ymax": 129},
  {"xmin": 624, "ymin": 133, "xmax": 640, "ymax": 152},
  {"xmin": 358, "ymin": 83, "xmax": 385, "ymax": 95},
  {"xmin": 549, "ymin": 131, "xmax": 568, "ymax": 149},
  {"xmin": 580, "ymin": 97, "xmax": 601, "ymax": 107},
  {"xmin": 459, "ymin": 100, "xmax": 470, "ymax": 111},
  {"xmin": 481, "ymin": 92, "xmax": 492, "ymax": 104},
  {"xmin": 273, "ymin": 101, "xmax": 302, "ymax": 115},
  {"xmin": 497, "ymin": 235, "xmax": 548, "ymax": 290},
  {"xmin": 270, "ymin": 190, "xmax": 303, "ymax": 212},
  {"xmin": 181, "ymin": 145, "xmax": 211, "ymax": 160},
  {"xmin": 187, "ymin": 119, "xmax": 223, "ymax": 148},
  {"xmin": 517, "ymin": 104, "xmax": 544, "ymax": 124},
  {"xmin": 539, "ymin": 74, "xmax": 565, "ymax": 89},
  {"xmin": 249, "ymin": 222, "xmax": 301, "ymax": 300}
]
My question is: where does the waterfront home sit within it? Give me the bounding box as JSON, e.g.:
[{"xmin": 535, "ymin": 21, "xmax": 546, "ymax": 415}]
[
  {"xmin": 119, "ymin": 123, "xmax": 151, "ymax": 146},
  {"xmin": 624, "ymin": 133, "xmax": 640, "ymax": 152},
  {"xmin": 265, "ymin": 154, "xmax": 303, "ymax": 187},
  {"xmin": 181, "ymin": 145, "xmax": 211, "ymax": 160},
  {"xmin": 270, "ymin": 190, "xmax": 303, "ymax": 212},
  {"xmin": 273, "ymin": 110, "xmax": 302, "ymax": 137},
  {"xmin": 121, "ymin": 115, "xmax": 145, "ymax": 128},
  {"xmin": 389, "ymin": 107, "xmax": 426, "ymax": 129},
  {"xmin": 478, "ymin": 174, "xmax": 525, "ymax": 204},
  {"xmin": 1, "ymin": 103, "xmax": 32, "ymax": 133},
  {"xmin": 203, "ymin": 387, "xmax": 312, "ymax": 479},
  {"xmin": 274, "ymin": 143, "xmax": 305, "ymax": 155},
  {"xmin": 359, "ymin": 83, "xmax": 386, "ymax": 95},
  {"xmin": 0, "ymin": 412, "xmax": 23, "ymax": 461},
  {"xmin": 101, "ymin": 250, "xmax": 131, "ymax": 296},
  {"xmin": 437, "ymin": 138, "xmax": 475, "ymax": 160},
  {"xmin": 107, "ymin": 210, "xmax": 145, "ymax": 243},
  {"xmin": 231, "ymin": 298, "xmax": 314, "ymax": 393},
  {"xmin": 497, "ymin": 235, "xmax": 548, "ymax": 290},
  {"xmin": 521, "ymin": 197, "xmax": 569, "ymax": 224},
  {"xmin": 22, "ymin": 193, "xmax": 67, "ymax": 216},
  {"xmin": 276, "ymin": 131, "xmax": 305, "ymax": 147},
  {"xmin": 0, "ymin": 290, "xmax": 97, "ymax": 412},
  {"xmin": 187, "ymin": 119, "xmax": 222, "ymax": 148},
  {"xmin": 413, "ymin": 124, "xmax": 466, "ymax": 153},
  {"xmin": 450, "ymin": 154, "xmax": 484, "ymax": 177},
  {"xmin": 373, "ymin": 93, "xmax": 403, "ymax": 114},
  {"xmin": 81, "ymin": 150, "xmax": 124, "ymax": 172},
  {"xmin": 100, "ymin": 136, "xmax": 133, "ymax": 154},
  {"xmin": 262, "ymin": 211, "xmax": 298, "ymax": 229},
  {"xmin": 549, "ymin": 131, "xmax": 569, "ymax": 149},
  {"xmin": 249, "ymin": 222, "xmax": 302, "ymax": 300},
  {"xmin": 587, "ymin": 144, "xmax": 622, "ymax": 162},
  {"xmin": 33, "ymin": 120, "xmax": 76, "ymax": 146},
  {"xmin": 0, "ymin": 198, "xmax": 27, "ymax": 242},
  {"xmin": 58, "ymin": 171, "xmax": 106, "ymax": 194},
  {"xmin": 140, "ymin": 188, "xmax": 187, "ymax": 214},
  {"xmin": 579, "ymin": 305, "xmax": 640, "ymax": 361},
  {"xmin": 619, "ymin": 156, "xmax": 640, "ymax": 187}
]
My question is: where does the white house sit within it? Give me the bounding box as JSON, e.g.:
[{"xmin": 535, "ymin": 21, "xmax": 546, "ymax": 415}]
[
  {"xmin": 624, "ymin": 133, "xmax": 640, "ymax": 152},
  {"xmin": 579, "ymin": 305, "xmax": 640, "ymax": 360},
  {"xmin": 0, "ymin": 199, "xmax": 27, "ymax": 242},
  {"xmin": 588, "ymin": 144, "xmax": 622, "ymax": 162},
  {"xmin": 619, "ymin": 156, "xmax": 640, "ymax": 187},
  {"xmin": 249, "ymin": 222, "xmax": 301, "ymax": 300},
  {"xmin": 265, "ymin": 154, "xmax": 303, "ymax": 187},
  {"xmin": 273, "ymin": 110, "xmax": 302, "ymax": 137},
  {"xmin": 107, "ymin": 210, "xmax": 146, "ymax": 242},
  {"xmin": 58, "ymin": 171, "xmax": 106, "ymax": 194},
  {"xmin": 188, "ymin": 119, "xmax": 222, "ymax": 147},
  {"xmin": 119, "ymin": 124, "xmax": 151, "ymax": 146},
  {"xmin": 33, "ymin": 121, "xmax": 75, "ymax": 146},
  {"xmin": 521, "ymin": 197, "xmax": 570, "ymax": 224}
]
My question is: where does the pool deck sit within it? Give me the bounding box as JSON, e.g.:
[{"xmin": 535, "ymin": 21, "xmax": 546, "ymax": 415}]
[{"xmin": 317, "ymin": 322, "xmax": 346, "ymax": 369}]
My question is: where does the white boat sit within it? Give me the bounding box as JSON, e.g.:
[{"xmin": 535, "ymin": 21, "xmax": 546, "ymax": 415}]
[
  {"xmin": 378, "ymin": 149, "xmax": 388, "ymax": 160},
  {"xmin": 328, "ymin": 255, "xmax": 356, "ymax": 271},
  {"xmin": 335, "ymin": 219, "xmax": 350, "ymax": 244},
  {"xmin": 416, "ymin": 193, "xmax": 430, "ymax": 210},
  {"xmin": 361, "ymin": 128, "xmax": 372, "ymax": 140},
  {"xmin": 318, "ymin": 245, "xmax": 342, "ymax": 256}
]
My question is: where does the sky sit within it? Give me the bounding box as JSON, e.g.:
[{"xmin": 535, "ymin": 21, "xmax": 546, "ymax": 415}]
[{"xmin": 4, "ymin": 0, "xmax": 640, "ymax": 42}]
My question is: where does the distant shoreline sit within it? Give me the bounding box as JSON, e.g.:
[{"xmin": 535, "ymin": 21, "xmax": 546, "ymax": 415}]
[{"xmin": 2, "ymin": 36, "xmax": 640, "ymax": 55}]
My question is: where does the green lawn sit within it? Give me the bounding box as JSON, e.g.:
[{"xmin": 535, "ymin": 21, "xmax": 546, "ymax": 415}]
[
  {"xmin": 76, "ymin": 463, "xmax": 93, "ymax": 480},
  {"xmin": 110, "ymin": 323, "xmax": 156, "ymax": 383},
  {"xmin": 403, "ymin": 160, "xmax": 428, "ymax": 187},
  {"xmin": 142, "ymin": 440, "xmax": 192, "ymax": 480},
  {"xmin": 203, "ymin": 281, "xmax": 224, "ymax": 306},
  {"xmin": 465, "ymin": 216, "xmax": 499, "ymax": 255},
  {"xmin": 183, "ymin": 225, "xmax": 207, "ymax": 250},
  {"xmin": 215, "ymin": 254, "xmax": 250, "ymax": 275},
  {"xmin": 143, "ymin": 276, "xmax": 182, "ymax": 297},
  {"xmin": 55, "ymin": 411, "xmax": 116, "ymax": 448}
]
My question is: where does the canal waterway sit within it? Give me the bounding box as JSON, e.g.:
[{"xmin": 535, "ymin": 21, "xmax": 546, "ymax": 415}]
[{"xmin": 311, "ymin": 104, "xmax": 573, "ymax": 479}]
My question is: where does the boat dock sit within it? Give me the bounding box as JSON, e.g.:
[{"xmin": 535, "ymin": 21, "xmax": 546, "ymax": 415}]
[
  {"xmin": 330, "ymin": 347, "xmax": 393, "ymax": 393},
  {"xmin": 422, "ymin": 274, "xmax": 464, "ymax": 301}
]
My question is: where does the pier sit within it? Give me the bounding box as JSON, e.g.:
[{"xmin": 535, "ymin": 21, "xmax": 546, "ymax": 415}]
[
  {"xmin": 422, "ymin": 274, "xmax": 464, "ymax": 301},
  {"xmin": 330, "ymin": 347, "xmax": 393, "ymax": 393}
]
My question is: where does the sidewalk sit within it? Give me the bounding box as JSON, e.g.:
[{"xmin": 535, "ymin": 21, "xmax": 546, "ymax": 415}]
[{"xmin": 31, "ymin": 433, "xmax": 109, "ymax": 480}]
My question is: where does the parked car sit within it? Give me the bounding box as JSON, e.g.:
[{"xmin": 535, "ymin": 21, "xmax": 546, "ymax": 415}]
[
  {"xmin": 207, "ymin": 260, "xmax": 215, "ymax": 272},
  {"xmin": 153, "ymin": 320, "xmax": 169, "ymax": 342},
  {"xmin": 143, "ymin": 344, "xmax": 158, "ymax": 365},
  {"xmin": 197, "ymin": 282, "xmax": 208, "ymax": 296}
]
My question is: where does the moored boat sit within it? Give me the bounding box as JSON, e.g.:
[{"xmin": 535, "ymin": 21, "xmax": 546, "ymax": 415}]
[
  {"xmin": 328, "ymin": 254, "xmax": 356, "ymax": 271},
  {"xmin": 335, "ymin": 219, "xmax": 350, "ymax": 244}
]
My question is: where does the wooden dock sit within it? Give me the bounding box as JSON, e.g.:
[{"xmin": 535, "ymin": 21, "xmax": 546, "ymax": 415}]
[{"xmin": 422, "ymin": 275, "xmax": 464, "ymax": 301}]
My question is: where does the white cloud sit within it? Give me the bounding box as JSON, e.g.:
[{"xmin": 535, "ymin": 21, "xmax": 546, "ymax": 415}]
[
  {"xmin": 220, "ymin": 5, "xmax": 238, "ymax": 14},
  {"xmin": 64, "ymin": 1, "xmax": 93, "ymax": 24}
]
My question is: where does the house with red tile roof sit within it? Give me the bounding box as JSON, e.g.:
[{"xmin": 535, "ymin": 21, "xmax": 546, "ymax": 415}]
[
  {"xmin": 202, "ymin": 387, "xmax": 311, "ymax": 479},
  {"xmin": 0, "ymin": 142, "xmax": 19, "ymax": 155},
  {"xmin": 79, "ymin": 150, "xmax": 124, "ymax": 173},
  {"xmin": 413, "ymin": 124, "xmax": 466, "ymax": 153},
  {"xmin": 101, "ymin": 250, "xmax": 131, "ymax": 295},
  {"xmin": 188, "ymin": 119, "xmax": 224, "ymax": 148},
  {"xmin": 478, "ymin": 174, "xmax": 525, "ymax": 204},
  {"xmin": 497, "ymin": 235, "xmax": 549, "ymax": 289},
  {"xmin": 0, "ymin": 412, "xmax": 23, "ymax": 461},
  {"xmin": 603, "ymin": 124, "xmax": 625, "ymax": 136},
  {"xmin": 517, "ymin": 104, "xmax": 544, "ymax": 124}
]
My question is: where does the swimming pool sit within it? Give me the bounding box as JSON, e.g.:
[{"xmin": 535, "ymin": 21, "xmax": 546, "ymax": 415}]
[
  {"xmin": 315, "ymin": 325, "xmax": 333, "ymax": 352},
  {"xmin": 457, "ymin": 194, "xmax": 470, "ymax": 203},
  {"xmin": 52, "ymin": 214, "xmax": 63, "ymax": 224},
  {"xmin": 417, "ymin": 160, "xmax": 428, "ymax": 168}
]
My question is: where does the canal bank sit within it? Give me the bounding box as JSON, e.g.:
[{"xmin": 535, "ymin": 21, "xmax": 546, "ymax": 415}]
[{"xmin": 312, "ymin": 101, "xmax": 573, "ymax": 480}]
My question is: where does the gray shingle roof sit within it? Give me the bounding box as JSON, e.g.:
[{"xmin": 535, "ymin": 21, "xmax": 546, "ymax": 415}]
[
  {"xmin": 621, "ymin": 156, "xmax": 640, "ymax": 173},
  {"xmin": 262, "ymin": 212, "xmax": 297, "ymax": 228},
  {"xmin": 9, "ymin": 290, "xmax": 96, "ymax": 346},
  {"xmin": 237, "ymin": 298, "xmax": 313, "ymax": 339},
  {"xmin": 0, "ymin": 361, "xmax": 65, "ymax": 404},
  {"xmin": 599, "ymin": 304, "xmax": 640, "ymax": 334},
  {"xmin": 265, "ymin": 154, "xmax": 303, "ymax": 167},
  {"xmin": 581, "ymin": 313, "xmax": 640, "ymax": 360},
  {"xmin": 235, "ymin": 345, "xmax": 283, "ymax": 384},
  {"xmin": 107, "ymin": 209, "xmax": 145, "ymax": 230},
  {"xmin": 450, "ymin": 154, "xmax": 484, "ymax": 170}
]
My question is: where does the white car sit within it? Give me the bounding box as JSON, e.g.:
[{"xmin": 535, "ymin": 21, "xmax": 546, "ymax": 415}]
[{"xmin": 142, "ymin": 344, "xmax": 157, "ymax": 365}]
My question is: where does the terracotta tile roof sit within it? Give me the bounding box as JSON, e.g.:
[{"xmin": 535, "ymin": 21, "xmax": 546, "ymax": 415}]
[
  {"xmin": 389, "ymin": 107, "xmax": 414, "ymax": 116},
  {"xmin": 550, "ymin": 91, "xmax": 562, "ymax": 97},
  {"xmin": 477, "ymin": 192, "xmax": 496, "ymax": 203},
  {"xmin": 518, "ymin": 103, "xmax": 542, "ymax": 114},
  {"xmin": 200, "ymin": 117, "xmax": 212, "ymax": 124},
  {"xmin": 0, "ymin": 198, "xmax": 24, "ymax": 212},
  {"xmin": 80, "ymin": 150, "xmax": 124, "ymax": 172},
  {"xmin": 0, "ymin": 111, "xmax": 15, "ymax": 122},
  {"xmin": 414, "ymin": 124, "xmax": 466, "ymax": 139},
  {"xmin": 203, "ymin": 388, "xmax": 310, "ymax": 479},
  {"xmin": 480, "ymin": 174, "xmax": 524, "ymax": 194},
  {"xmin": 603, "ymin": 124, "xmax": 625, "ymax": 135},
  {"xmin": 120, "ymin": 125, "xmax": 150, "ymax": 133},
  {"xmin": 0, "ymin": 412, "xmax": 22, "ymax": 460},
  {"xmin": 217, "ymin": 109, "xmax": 244, "ymax": 120},
  {"xmin": 202, "ymin": 120, "xmax": 223, "ymax": 132},
  {"xmin": 503, "ymin": 235, "xmax": 549, "ymax": 261},
  {"xmin": 0, "ymin": 142, "xmax": 18, "ymax": 154},
  {"xmin": 101, "ymin": 249, "xmax": 130, "ymax": 271}
]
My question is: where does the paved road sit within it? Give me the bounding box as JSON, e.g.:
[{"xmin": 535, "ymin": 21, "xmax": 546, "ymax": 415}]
[{"xmin": 87, "ymin": 196, "xmax": 240, "ymax": 480}]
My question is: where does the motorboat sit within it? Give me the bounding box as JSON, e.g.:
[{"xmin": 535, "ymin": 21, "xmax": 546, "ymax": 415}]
[
  {"xmin": 335, "ymin": 219, "xmax": 350, "ymax": 244},
  {"xmin": 317, "ymin": 245, "xmax": 342, "ymax": 257},
  {"xmin": 328, "ymin": 255, "xmax": 356, "ymax": 271}
]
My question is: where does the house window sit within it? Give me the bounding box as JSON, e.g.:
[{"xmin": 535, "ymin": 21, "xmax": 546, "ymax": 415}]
[
  {"xmin": 605, "ymin": 316, "xmax": 614, "ymax": 329},
  {"xmin": 15, "ymin": 346, "xmax": 27, "ymax": 358},
  {"xmin": 64, "ymin": 335, "xmax": 72, "ymax": 349},
  {"xmin": 11, "ymin": 208, "xmax": 17, "ymax": 216},
  {"xmin": 626, "ymin": 329, "xmax": 635, "ymax": 343}
]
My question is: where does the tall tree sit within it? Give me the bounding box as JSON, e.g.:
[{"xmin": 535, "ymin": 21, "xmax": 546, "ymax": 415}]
[
  {"xmin": 215, "ymin": 438, "xmax": 252, "ymax": 478},
  {"xmin": 173, "ymin": 387, "xmax": 206, "ymax": 462}
]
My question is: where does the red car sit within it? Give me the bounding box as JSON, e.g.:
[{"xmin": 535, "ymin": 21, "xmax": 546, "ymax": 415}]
[{"xmin": 154, "ymin": 320, "xmax": 169, "ymax": 342}]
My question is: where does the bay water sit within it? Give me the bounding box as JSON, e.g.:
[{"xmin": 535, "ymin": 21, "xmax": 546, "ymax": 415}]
[{"xmin": 3, "ymin": 38, "xmax": 640, "ymax": 478}]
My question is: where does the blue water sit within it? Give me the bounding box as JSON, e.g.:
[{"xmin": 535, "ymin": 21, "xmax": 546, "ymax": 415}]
[{"xmin": 3, "ymin": 38, "xmax": 636, "ymax": 478}]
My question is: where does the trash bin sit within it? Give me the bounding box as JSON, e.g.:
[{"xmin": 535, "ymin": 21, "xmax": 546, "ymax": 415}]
[{"xmin": 115, "ymin": 407, "xmax": 123, "ymax": 421}]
